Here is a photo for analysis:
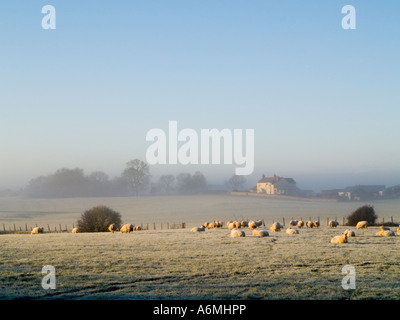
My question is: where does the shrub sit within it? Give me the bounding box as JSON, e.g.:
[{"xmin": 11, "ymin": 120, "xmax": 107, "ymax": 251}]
[
  {"xmin": 346, "ymin": 205, "xmax": 377, "ymax": 226},
  {"xmin": 77, "ymin": 205, "xmax": 122, "ymax": 232}
]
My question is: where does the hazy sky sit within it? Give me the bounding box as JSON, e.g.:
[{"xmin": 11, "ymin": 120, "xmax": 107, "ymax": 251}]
[{"xmin": 1, "ymin": 1, "xmax": 399, "ymax": 191}]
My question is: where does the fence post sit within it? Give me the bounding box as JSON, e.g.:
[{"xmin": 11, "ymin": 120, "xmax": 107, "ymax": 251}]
[
  {"xmin": 391, "ymin": 216, "xmax": 394, "ymax": 224},
  {"xmin": 154, "ymin": 223, "xmax": 156, "ymax": 230},
  {"xmin": 13, "ymin": 224, "xmax": 16, "ymax": 232},
  {"xmin": 283, "ymin": 218, "xmax": 285, "ymax": 226},
  {"xmin": 327, "ymin": 217, "xmax": 329, "ymax": 226},
  {"xmin": 343, "ymin": 217, "xmax": 345, "ymax": 226},
  {"xmin": 26, "ymin": 224, "xmax": 28, "ymax": 231},
  {"xmin": 182, "ymin": 222, "xmax": 186, "ymax": 229},
  {"xmin": 3, "ymin": 224, "xmax": 5, "ymax": 231},
  {"xmin": 47, "ymin": 224, "xmax": 50, "ymax": 232}
]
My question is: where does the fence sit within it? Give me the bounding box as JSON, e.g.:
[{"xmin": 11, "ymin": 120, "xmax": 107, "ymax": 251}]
[{"xmin": 0, "ymin": 222, "xmax": 186, "ymax": 233}]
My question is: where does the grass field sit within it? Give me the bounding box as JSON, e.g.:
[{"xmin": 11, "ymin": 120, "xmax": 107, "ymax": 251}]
[{"xmin": 0, "ymin": 195, "xmax": 399, "ymax": 300}]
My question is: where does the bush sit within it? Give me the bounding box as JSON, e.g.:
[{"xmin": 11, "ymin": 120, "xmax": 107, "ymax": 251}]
[
  {"xmin": 346, "ymin": 205, "xmax": 377, "ymax": 226},
  {"xmin": 77, "ymin": 205, "xmax": 122, "ymax": 232}
]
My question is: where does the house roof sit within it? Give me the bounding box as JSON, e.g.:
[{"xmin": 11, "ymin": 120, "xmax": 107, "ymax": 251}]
[{"xmin": 257, "ymin": 175, "xmax": 296, "ymax": 185}]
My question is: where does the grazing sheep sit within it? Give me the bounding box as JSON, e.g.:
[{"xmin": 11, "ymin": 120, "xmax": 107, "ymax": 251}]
[
  {"xmin": 269, "ymin": 222, "xmax": 282, "ymax": 232},
  {"xmin": 215, "ymin": 220, "xmax": 223, "ymax": 228},
  {"xmin": 31, "ymin": 227, "xmax": 44, "ymax": 234},
  {"xmin": 230, "ymin": 229, "xmax": 245, "ymax": 238},
  {"xmin": 233, "ymin": 221, "xmax": 241, "ymax": 229},
  {"xmin": 108, "ymin": 224, "xmax": 117, "ymax": 233},
  {"xmin": 330, "ymin": 233, "xmax": 348, "ymax": 244},
  {"xmin": 286, "ymin": 227, "xmax": 299, "ymax": 235},
  {"xmin": 248, "ymin": 220, "xmax": 257, "ymax": 230},
  {"xmin": 306, "ymin": 221, "xmax": 314, "ymax": 229},
  {"xmin": 204, "ymin": 222, "xmax": 210, "ymax": 228},
  {"xmin": 207, "ymin": 222, "xmax": 215, "ymax": 229},
  {"xmin": 252, "ymin": 229, "xmax": 269, "ymax": 237},
  {"xmin": 328, "ymin": 220, "xmax": 339, "ymax": 228},
  {"xmin": 72, "ymin": 228, "xmax": 78, "ymax": 233},
  {"xmin": 241, "ymin": 220, "xmax": 249, "ymax": 227},
  {"xmin": 255, "ymin": 220, "xmax": 264, "ymax": 227},
  {"xmin": 191, "ymin": 226, "xmax": 205, "ymax": 232},
  {"xmin": 376, "ymin": 230, "xmax": 395, "ymax": 237},
  {"xmin": 120, "ymin": 224, "xmax": 133, "ymax": 233},
  {"xmin": 343, "ymin": 229, "xmax": 355, "ymax": 237},
  {"xmin": 356, "ymin": 221, "xmax": 368, "ymax": 229},
  {"xmin": 289, "ymin": 220, "xmax": 298, "ymax": 227},
  {"xmin": 134, "ymin": 226, "xmax": 142, "ymax": 231},
  {"xmin": 297, "ymin": 221, "xmax": 304, "ymax": 228},
  {"xmin": 313, "ymin": 221, "xmax": 320, "ymax": 228}
]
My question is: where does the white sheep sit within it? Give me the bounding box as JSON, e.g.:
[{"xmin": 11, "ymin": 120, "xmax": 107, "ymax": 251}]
[
  {"xmin": 248, "ymin": 220, "xmax": 257, "ymax": 230},
  {"xmin": 356, "ymin": 221, "xmax": 368, "ymax": 229},
  {"xmin": 328, "ymin": 220, "xmax": 339, "ymax": 228},
  {"xmin": 72, "ymin": 228, "xmax": 78, "ymax": 233},
  {"xmin": 31, "ymin": 227, "xmax": 44, "ymax": 234},
  {"xmin": 120, "ymin": 224, "xmax": 133, "ymax": 233},
  {"xmin": 397, "ymin": 225, "xmax": 400, "ymax": 236},
  {"xmin": 134, "ymin": 226, "xmax": 142, "ymax": 231},
  {"xmin": 306, "ymin": 221, "xmax": 314, "ymax": 228},
  {"xmin": 108, "ymin": 224, "xmax": 117, "ymax": 233},
  {"xmin": 313, "ymin": 220, "xmax": 320, "ymax": 228},
  {"xmin": 330, "ymin": 233, "xmax": 348, "ymax": 244},
  {"xmin": 230, "ymin": 229, "xmax": 245, "ymax": 238},
  {"xmin": 269, "ymin": 222, "xmax": 282, "ymax": 232},
  {"xmin": 297, "ymin": 220, "xmax": 304, "ymax": 228},
  {"xmin": 376, "ymin": 229, "xmax": 395, "ymax": 237},
  {"xmin": 252, "ymin": 229, "xmax": 269, "ymax": 237},
  {"xmin": 289, "ymin": 219, "xmax": 298, "ymax": 227},
  {"xmin": 286, "ymin": 227, "xmax": 299, "ymax": 235},
  {"xmin": 343, "ymin": 229, "xmax": 355, "ymax": 237},
  {"xmin": 191, "ymin": 226, "xmax": 205, "ymax": 232}
]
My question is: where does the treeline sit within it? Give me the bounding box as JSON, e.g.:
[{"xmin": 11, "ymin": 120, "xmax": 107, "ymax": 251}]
[{"xmin": 24, "ymin": 159, "xmax": 247, "ymax": 198}]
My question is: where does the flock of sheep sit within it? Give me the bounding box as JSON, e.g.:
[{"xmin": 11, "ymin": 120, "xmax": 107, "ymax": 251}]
[
  {"xmin": 190, "ymin": 218, "xmax": 400, "ymax": 244},
  {"xmin": 29, "ymin": 219, "xmax": 400, "ymax": 243}
]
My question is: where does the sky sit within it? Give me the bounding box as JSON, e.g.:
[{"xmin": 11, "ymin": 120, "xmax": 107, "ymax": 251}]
[{"xmin": 0, "ymin": 0, "xmax": 399, "ymax": 191}]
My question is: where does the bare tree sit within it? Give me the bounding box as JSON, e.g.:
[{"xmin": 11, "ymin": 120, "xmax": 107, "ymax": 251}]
[
  {"xmin": 227, "ymin": 174, "xmax": 246, "ymax": 191},
  {"xmin": 158, "ymin": 174, "xmax": 175, "ymax": 194},
  {"xmin": 122, "ymin": 159, "xmax": 151, "ymax": 196}
]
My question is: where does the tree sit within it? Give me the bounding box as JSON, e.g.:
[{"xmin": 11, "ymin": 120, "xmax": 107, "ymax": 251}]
[
  {"xmin": 346, "ymin": 205, "xmax": 377, "ymax": 226},
  {"xmin": 176, "ymin": 171, "xmax": 207, "ymax": 194},
  {"xmin": 227, "ymin": 175, "xmax": 246, "ymax": 191},
  {"xmin": 158, "ymin": 174, "xmax": 175, "ymax": 194},
  {"xmin": 76, "ymin": 205, "xmax": 122, "ymax": 232},
  {"xmin": 122, "ymin": 159, "xmax": 151, "ymax": 196}
]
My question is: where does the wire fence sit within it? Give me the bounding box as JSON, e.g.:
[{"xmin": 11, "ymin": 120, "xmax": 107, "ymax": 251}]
[{"xmin": 0, "ymin": 222, "xmax": 187, "ymax": 234}]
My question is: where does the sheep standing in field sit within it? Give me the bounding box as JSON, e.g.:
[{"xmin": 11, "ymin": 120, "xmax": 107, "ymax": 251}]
[
  {"xmin": 297, "ymin": 220, "xmax": 304, "ymax": 228},
  {"xmin": 31, "ymin": 227, "xmax": 44, "ymax": 234},
  {"xmin": 306, "ymin": 221, "xmax": 314, "ymax": 229},
  {"xmin": 286, "ymin": 227, "xmax": 299, "ymax": 235},
  {"xmin": 134, "ymin": 226, "xmax": 142, "ymax": 231},
  {"xmin": 329, "ymin": 220, "xmax": 339, "ymax": 228},
  {"xmin": 191, "ymin": 226, "xmax": 205, "ymax": 232},
  {"xmin": 228, "ymin": 221, "xmax": 241, "ymax": 230},
  {"xmin": 343, "ymin": 229, "xmax": 355, "ymax": 237},
  {"xmin": 72, "ymin": 228, "xmax": 78, "ymax": 233},
  {"xmin": 269, "ymin": 222, "xmax": 282, "ymax": 232},
  {"xmin": 289, "ymin": 219, "xmax": 298, "ymax": 227},
  {"xmin": 248, "ymin": 220, "xmax": 257, "ymax": 230},
  {"xmin": 314, "ymin": 220, "xmax": 320, "ymax": 228},
  {"xmin": 230, "ymin": 229, "xmax": 245, "ymax": 238},
  {"xmin": 108, "ymin": 224, "xmax": 117, "ymax": 233},
  {"xmin": 356, "ymin": 221, "xmax": 368, "ymax": 229},
  {"xmin": 330, "ymin": 233, "xmax": 348, "ymax": 244},
  {"xmin": 252, "ymin": 229, "xmax": 269, "ymax": 237},
  {"xmin": 241, "ymin": 220, "xmax": 249, "ymax": 227},
  {"xmin": 120, "ymin": 224, "xmax": 133, "ymax": 233}
]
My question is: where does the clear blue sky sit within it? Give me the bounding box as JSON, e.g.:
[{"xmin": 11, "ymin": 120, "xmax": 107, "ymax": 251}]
[{"xmin": 1, "ymin": 1, "xmax": 399, "ymax": 191}]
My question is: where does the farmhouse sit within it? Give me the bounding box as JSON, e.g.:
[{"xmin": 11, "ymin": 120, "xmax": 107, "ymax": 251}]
[{"xmin": 256, "ymin": 174, "xmax": 297, "ymax": 196}]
